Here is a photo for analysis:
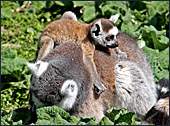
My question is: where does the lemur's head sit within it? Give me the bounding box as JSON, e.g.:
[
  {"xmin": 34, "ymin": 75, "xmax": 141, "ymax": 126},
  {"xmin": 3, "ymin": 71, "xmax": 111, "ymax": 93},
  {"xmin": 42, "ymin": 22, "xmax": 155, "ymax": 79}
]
[
  {"xmin": 27, "ymin": 42, "xmax": 92, "ymax": 110},
  {"xmin": 90, "ymin": 14, "xmax": 120, "ymax": 48}
]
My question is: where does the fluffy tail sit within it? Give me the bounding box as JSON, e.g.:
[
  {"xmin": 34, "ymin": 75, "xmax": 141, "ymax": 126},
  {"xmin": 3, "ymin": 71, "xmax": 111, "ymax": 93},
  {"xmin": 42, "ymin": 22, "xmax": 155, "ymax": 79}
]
[
  {"xmin": 156, "ymin": 78, "xmax": 169, "ymax": 99},
  {"xmin": 143, "ymin": 79, "xmax": 169, "ymax": 125}
]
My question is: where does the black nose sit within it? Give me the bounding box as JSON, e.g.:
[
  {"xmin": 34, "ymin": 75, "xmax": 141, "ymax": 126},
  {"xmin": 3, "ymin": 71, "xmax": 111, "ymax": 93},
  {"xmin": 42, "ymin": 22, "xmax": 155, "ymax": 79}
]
[{"xmin": 107, "ymin": 41, "xmax": 119, "ymax": 48}]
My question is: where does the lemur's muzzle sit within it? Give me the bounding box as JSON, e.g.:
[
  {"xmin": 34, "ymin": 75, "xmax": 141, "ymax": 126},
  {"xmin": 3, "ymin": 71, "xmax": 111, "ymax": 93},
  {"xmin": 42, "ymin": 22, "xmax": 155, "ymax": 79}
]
[{"xmin": 106, "ymin": 40, "xmax": 119, "ymax": 48}]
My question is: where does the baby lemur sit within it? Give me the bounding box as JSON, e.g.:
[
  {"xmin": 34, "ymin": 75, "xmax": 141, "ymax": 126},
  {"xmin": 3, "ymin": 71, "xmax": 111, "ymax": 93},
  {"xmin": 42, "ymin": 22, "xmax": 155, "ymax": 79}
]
[{"xmin": 35, "ymin": 11, "xmax": 120, "ymax": 95}]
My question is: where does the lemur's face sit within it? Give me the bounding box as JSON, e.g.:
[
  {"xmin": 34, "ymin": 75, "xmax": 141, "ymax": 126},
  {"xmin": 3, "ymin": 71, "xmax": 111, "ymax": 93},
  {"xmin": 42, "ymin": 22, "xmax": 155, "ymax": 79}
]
[
  {"xmin": 27, "ymin": 49, "xmax": 91, "ymax": 110},
  {"xmin": 28, "ymin": 61, "xmax": 77, "ymax": 109},
  {"xmin": 91, "ymin": 14, "xmax": 120, "ymax": 48},
  {"xmin": 101, "ymin": 26, "xmax": 119, "ymax": 48}
]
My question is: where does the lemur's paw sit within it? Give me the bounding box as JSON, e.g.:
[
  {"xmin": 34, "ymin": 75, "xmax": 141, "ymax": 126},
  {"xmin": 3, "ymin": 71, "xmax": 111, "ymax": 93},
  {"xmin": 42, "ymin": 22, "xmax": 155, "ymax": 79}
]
[
  {"xmin": 118, "ymin": 52, "xmax": 127, "ymax": 60},
  {"xmin": 114, "ymin": 47, "xmax": 128, "ymax": 60},
  {"xmin": 94, "ymin": 82, "xmax": 106, "ymax": 95}
]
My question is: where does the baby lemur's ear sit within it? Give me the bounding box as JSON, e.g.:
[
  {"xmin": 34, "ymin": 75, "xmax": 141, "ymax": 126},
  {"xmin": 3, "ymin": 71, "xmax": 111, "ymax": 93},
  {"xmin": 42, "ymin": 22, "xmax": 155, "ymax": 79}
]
[
  {"xmin": 27, "ymin": 60, "xmax": 49, "ymax": 77},
  {"xmin": 60, "ymin": 11, "xmax": 77, "ymax": 21},
  {"xmin": 91, "ymin": 20, "xmax": 103, "ymax": 37},
  {"xmin": 109, "ymin": 14, "xmax": 120, "ymax": 23}
]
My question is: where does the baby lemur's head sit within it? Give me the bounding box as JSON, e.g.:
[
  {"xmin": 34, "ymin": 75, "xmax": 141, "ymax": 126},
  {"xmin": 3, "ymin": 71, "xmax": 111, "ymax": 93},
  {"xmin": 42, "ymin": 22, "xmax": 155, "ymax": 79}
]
[{"xmin": 90, "ymin": 14, "xmax": 120, "ymax": 48}]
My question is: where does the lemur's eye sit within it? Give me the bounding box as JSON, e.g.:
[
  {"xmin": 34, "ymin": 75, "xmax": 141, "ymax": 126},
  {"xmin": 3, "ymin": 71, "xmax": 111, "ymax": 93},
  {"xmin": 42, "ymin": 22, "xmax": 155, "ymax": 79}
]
[
  {"xmin": 106, "ymin": 37, "xmax": 111, "ymax": 41},
  {"xmin": 105, "ymin": 35, "xmax": 114, "ymax": 41}
]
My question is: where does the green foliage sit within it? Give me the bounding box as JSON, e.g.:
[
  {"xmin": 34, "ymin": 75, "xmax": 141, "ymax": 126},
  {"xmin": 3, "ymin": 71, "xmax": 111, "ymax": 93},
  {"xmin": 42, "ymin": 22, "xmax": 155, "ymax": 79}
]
[
  {"xmin": 1, "ymin": 48, "xmax": 31, "ymax": 113},
  {"xmin": 1, "ymin": 48, "xmax": 27, "ymax": 75},
  {"xmin": 142, "ymin": 46, "xmax": 169, "ymax": 82},
  {"xmin": 1, "ymin": 1, "xmax": 169, "ymax": 125},
  {"xmin": 1, "ymin": 106, "xmax": 142, "ymax": 125},
  {"xmin": 107, "ymin": 107, "xmax": 141, "ymax": 125}
]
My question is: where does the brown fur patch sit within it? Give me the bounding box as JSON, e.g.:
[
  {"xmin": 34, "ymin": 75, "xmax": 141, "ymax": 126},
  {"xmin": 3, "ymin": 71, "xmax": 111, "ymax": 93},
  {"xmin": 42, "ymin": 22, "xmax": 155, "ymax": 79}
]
[{"xmin": 100, "ymin": 19, "xmax": 116, "ymax": 33}]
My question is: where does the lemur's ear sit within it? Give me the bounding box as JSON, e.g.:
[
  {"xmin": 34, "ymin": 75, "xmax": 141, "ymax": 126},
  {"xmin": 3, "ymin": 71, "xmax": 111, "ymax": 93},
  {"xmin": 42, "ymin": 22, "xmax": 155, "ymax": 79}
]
[
  {"xmin": 60, "ymin": 11, "xmax": 77, "ymax": 21},
  {"xmin": 109, "ymin": 14, "xmax": 120, "ymax": 23},
  {"xmin": 91, "ymin": 20, "xmax": 103, "ymax": 37},
  {"xmin": 27, "ymin": 60, "xmax": 49, "ymax": 77}
]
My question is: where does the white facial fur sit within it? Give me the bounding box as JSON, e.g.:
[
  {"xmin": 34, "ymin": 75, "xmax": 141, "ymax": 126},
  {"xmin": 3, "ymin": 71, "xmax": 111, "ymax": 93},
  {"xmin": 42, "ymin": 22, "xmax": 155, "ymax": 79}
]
[
  {"xmin": 105, "ymin": 26, "xmax": 119, "ymax": 46},
  {"xmin": 27, "ymin": 60, "xmax": 49, "ymax": 77},
  {"xmin": 109, "ymin": 26, "xmax": 118, "ymax": 36},
  {"xmin": 56, "ymin": 79, "xmax": 78, "ymax": 110}
]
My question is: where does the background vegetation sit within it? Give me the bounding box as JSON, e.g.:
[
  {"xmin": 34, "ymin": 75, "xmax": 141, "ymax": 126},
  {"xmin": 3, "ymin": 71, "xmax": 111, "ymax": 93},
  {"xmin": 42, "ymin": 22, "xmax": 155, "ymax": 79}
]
[{"xmin": 1, "ymin": 1, "xmax": 169, "ymax": 125}]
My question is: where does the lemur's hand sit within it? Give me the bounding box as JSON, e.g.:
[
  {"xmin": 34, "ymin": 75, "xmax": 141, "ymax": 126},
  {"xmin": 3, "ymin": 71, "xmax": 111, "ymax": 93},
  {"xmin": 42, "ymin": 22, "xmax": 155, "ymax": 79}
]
[{"xmin": 114, "ymin": 47, "xmax": 127, "ymax": 60}]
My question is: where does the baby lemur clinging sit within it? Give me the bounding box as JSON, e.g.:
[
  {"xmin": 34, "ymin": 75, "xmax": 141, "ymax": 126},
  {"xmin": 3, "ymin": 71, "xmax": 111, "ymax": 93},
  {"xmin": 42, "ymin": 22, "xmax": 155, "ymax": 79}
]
[{"xmin": 35, "ymin": 11, "xmax": 120, "ymax": 95}]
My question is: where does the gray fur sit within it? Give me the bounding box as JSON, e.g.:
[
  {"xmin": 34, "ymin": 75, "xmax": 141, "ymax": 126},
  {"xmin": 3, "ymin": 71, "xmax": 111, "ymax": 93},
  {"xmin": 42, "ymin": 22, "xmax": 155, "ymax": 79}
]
[
  {"xmin": 28, "ymin": 31, "xmax": 166, "ymax": 124},
  {"xmin": 114, "ymin": 61, "xmax": 157, "ymax": 118},
  {"xmin": 29, "ymin": 42, "xmax": 93, "ymax": 118},
  {"xmin": 60, "ymin": 11, "xmax": 77, "ymax": 21}
]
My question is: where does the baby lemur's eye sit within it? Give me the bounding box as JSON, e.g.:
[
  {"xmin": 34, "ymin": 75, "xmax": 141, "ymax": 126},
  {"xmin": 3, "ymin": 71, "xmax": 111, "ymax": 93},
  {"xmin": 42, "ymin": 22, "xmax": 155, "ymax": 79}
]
[
  {"xmin": 105, "ymin": 35, "xmax": 114, "ymax": 41},
  {"xmin": 106, "ymin": 37, "xmax": 111, "ymax": 41}
]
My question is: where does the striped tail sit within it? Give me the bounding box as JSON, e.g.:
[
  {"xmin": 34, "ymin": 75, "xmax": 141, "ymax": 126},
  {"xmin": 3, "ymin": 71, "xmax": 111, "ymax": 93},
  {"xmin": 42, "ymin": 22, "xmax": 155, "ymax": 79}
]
[{"xmin": 143, "ymin": 79, "xmax": 169, "ymax": 125}]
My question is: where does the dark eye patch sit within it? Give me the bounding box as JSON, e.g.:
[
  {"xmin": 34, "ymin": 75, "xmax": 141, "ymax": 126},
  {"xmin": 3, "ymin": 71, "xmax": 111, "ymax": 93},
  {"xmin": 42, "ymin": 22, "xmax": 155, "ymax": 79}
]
[
  {"xmin": 105, "ymin": 35, "xmax": 114, "ymax": 41},
  {"xmin": 92, "ymin": 24, "xmax": 100, "ymax": 36}
]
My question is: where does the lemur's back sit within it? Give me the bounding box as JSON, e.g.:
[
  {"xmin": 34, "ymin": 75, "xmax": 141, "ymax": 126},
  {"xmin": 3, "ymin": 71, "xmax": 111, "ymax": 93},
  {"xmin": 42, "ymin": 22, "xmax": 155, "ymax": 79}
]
[{"xmin": 39, "ymin": 19, "xmax": 89, "ymax": 45}]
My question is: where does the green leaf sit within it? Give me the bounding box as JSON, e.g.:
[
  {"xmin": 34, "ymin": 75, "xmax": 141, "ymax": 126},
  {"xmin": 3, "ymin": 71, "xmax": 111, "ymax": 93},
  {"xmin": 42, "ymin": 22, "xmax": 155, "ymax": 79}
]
[
  {"xmin": 98, "ymin": 117, "xmax": 114, "ymax": 125},
  {"xmin": 53, "ymin": 113, "xmax": 71, "ymax": 125},
  {"xmin": 1, "ymin": 48, "xmax": 27, "ymax": 75},
  {"xmin": 1, "ymin": 48, "xmax": 17, "ymax": 59},
  {"xmin": 101, "ymin": 4, "xmax": 118, "ymax": 16},
  {"xmin": 141, "ymin": 25, "xmax": 169, "ymax": 51},
  {"xmin": 45, "ymin": 1, "xmax": 55, "ymax": 9},
  {"xmin": 1, "ymin": 8, "xmax": 13, "ymax": 18},
  {"xmin": 108, "ymin": 107, "xmax": 129, "ymax": 122},
  {"xmin": 105, "ymin": 1, "xmax": 128, "ymax": 11},
  {"xmin": 9, "ymin": 81, "xmax": 27, "ymax": 89},
  {"xmin": 142, "ymin": 46, "xmax": 169, "ymax": 82},
  {"xmin": 54, "ymin": 1, "xmax": 65, "ymax": 6},
  {"xmin": 156, "ymin": 2, "xmax": 169, "ymax": 15},
  {"xmin": 32, "ymin": 1, "xmax": 46, "ymax": 9},
  {"xmin": 86, "ymin": 119, "xmax": 97, "ymax": 125},
  {"xmin": 83, "ymin": 6, "xmax": 96, "ymax": 22},
  {"xmin": 151, "ymin": 32, "xmax": 168, "ymax": 50},
  {"xmin": 115, "ymin": 112, "xmax": 136, "ymax": 125},
  {"xmin": 77, "ymin": 121, "xmax": 87, "ymax": 125},
  {"xmin": 73, "ymin": 1, "xmax": 88, "ymax": 7},
  {"xmin": 36, "ymin": 119, "xmax": 55, "ymax": 125},
  {"xmin": 67, "ymin": 116, "xmax": 79, "ymax": 124},
  {"xmin": 43, "ymin": 12, "xmax": 52, "ymax": 19},
  {"xmin": 36, "ymin": 106, "xmax": 70, "ymax": 120}
]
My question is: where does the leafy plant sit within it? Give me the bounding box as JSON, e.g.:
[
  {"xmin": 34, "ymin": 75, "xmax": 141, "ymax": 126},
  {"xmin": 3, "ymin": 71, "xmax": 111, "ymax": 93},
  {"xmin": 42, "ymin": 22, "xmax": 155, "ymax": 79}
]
[
  {"xmin": 1, "ymin": 48, "xmax": 31, "ymax": 113},
  {"xmin": 1, "ymin": 1, "xmax": 169, "ymax": 125},
  {"xmin": 1, "ymin": 106, "xmax": 142, "ymax": 125}
]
